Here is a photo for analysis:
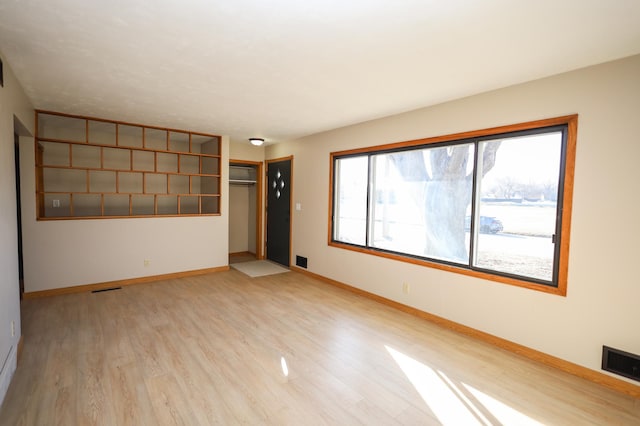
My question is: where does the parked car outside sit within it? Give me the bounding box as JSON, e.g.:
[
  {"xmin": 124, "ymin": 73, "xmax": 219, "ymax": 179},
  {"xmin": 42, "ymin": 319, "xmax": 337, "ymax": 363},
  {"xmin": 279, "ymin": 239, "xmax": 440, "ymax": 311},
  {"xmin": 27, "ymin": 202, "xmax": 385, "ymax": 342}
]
[{"xmin": 465, "ymin": 215, "xmax": 504, "ymax": 234}]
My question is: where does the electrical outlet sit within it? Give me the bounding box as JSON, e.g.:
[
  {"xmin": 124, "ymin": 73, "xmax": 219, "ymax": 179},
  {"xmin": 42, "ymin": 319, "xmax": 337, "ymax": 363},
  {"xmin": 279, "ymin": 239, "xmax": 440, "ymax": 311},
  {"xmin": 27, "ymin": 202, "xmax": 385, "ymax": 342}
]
[
  {"xmin": 10, "ymin": 321, "xmax": 15, "ymax": 337},
  {"xmin": 402, "ymin": 282, "xmax": 410, "ymax": 294},
  {"xmin": 53, "ymin": 199, "xmax": 60, "ymax": 208},
  {"xmin": 144, "ymin": 259, "xmax": 151, "ymax": 267}
]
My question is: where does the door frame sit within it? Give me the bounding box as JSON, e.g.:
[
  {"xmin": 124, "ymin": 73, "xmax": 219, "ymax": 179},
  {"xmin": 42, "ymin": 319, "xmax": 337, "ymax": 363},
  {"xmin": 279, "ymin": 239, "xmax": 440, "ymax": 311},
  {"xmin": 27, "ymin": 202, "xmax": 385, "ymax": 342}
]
[
  {"xmin": 14, "ymin": 133, "xmax": 24, "ymax": 298},
  {"xmin": 229, "ymin": 159, "xmax": 264, "ymax": 259},
  {"xmin": 265, "ymin": 156, "xmax": 293, "ymax": 266}
]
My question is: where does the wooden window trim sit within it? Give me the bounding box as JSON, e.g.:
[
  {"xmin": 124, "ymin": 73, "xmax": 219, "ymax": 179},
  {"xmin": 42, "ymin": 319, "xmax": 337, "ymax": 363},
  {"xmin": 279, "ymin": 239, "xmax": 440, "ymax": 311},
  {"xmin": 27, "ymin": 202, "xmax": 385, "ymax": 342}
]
[{"xmin": 328, "ymin": 115, "xmax": 577, "ymax": 296}]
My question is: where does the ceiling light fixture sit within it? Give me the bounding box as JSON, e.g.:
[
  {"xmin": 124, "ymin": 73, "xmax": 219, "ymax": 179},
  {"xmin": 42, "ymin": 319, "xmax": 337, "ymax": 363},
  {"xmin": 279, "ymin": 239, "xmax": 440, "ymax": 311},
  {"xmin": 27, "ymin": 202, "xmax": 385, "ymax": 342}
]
[{"xmin": 249, "ymin": 138, "xmax": 264, "ymax": 146}]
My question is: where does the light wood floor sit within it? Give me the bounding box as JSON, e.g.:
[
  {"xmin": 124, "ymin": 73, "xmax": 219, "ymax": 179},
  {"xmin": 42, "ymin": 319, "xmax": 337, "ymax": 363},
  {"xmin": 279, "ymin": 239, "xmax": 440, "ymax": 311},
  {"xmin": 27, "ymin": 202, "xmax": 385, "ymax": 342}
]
[{"xmin": 1, "ymin": 270, "xmax": 639, "ymax": 425}]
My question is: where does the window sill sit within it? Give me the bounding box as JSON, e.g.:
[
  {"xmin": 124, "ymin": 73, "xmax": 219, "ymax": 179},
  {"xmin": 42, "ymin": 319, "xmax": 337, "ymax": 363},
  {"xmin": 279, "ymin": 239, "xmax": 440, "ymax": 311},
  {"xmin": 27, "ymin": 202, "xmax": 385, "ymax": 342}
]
[{"xmin": 328, "ymin": 240, "xmax": 567, "ymax": 296}]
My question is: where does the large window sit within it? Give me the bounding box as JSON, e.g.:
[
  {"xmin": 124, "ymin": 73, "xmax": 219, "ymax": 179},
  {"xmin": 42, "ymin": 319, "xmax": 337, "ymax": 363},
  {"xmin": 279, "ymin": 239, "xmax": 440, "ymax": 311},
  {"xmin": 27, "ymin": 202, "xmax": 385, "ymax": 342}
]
[{"xmin": 330, "ymin": 116, "xmax": 577, "ymax": 295}]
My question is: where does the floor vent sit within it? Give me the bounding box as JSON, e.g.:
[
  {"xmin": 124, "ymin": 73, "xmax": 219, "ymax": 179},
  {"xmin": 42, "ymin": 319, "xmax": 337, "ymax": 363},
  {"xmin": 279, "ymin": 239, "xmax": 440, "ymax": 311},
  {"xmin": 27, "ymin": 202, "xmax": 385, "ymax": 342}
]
[
  {"xmin": 602, "ymin": 346, "xmax": 640, "ymax": 382},
  {"xmin": 296, "ymin": 255, "xmax": 307, "ymax": 269},
  {"xmin": 91, "ymin": 287, "xmax": 122, "ymax": 293}
]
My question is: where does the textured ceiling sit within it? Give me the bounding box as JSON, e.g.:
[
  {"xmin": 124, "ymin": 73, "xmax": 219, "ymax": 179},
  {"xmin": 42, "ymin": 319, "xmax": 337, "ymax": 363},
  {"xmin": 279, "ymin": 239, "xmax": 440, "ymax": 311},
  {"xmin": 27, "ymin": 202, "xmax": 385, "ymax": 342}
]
[{"xmin": 1, "ymin": 0, "xmax": 639, "ymax": 144}]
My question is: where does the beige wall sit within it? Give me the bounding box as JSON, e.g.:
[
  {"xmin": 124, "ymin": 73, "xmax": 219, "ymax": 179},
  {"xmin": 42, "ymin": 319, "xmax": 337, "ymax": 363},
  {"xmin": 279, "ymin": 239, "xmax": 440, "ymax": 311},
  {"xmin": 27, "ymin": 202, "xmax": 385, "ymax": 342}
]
[
  {"xmin": 229, "ymin": 139, "xmax": 265, "ymax": 162},
  {"xmin": 266, "ymin": 55, "xmax": 640, "ymax": 383},
  {"xmin": 0, "ymin": 53, "xmax": 34, "ymax": 403},
  {"xmin": 20, "ymin": 136, "xmax": 230, "ymax": 292}
]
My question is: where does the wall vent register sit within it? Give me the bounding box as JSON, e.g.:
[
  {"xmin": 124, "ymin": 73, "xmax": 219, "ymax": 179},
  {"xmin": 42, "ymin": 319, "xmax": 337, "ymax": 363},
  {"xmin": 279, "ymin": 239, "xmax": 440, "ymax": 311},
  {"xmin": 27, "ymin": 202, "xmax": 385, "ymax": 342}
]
[
  {"xmin": 602, "ymin": 346, "xmax": 640, "ymax": 382},
  {"xmin": 35, "ymin": 111, "xmax": 221, "ymax": 219}
]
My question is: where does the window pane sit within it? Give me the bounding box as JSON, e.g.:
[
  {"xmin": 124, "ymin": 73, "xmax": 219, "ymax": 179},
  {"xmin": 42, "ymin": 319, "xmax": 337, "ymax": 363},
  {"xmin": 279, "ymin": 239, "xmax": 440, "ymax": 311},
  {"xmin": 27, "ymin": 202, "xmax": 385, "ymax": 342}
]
[
  {"xmin": 474, "ymin": 131, "xmax": 562, "ymax": 282},
  {"xmin": 334, "ymin": 156, "xmax": 368, "ymax": 246},
  {"xmin": 370, "ymin": 144, "xmax": 474, "ymax": 264}
]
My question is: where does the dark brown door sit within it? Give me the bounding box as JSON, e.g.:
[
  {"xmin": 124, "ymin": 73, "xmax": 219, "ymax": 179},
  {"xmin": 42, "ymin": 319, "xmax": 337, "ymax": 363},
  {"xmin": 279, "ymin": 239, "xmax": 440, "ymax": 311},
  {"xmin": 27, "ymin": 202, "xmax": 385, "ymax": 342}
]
[{"xmin": 266, "ymin": 159, "xmax": 291, "ymax": 267}]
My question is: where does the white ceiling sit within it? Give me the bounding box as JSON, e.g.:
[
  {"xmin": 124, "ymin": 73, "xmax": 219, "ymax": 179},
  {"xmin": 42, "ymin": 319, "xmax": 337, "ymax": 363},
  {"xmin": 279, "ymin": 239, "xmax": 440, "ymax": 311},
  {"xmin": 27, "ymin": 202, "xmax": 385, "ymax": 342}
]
[{"xmin": 1, "ymin": 1, "xmax": 639, "ymax": 144}]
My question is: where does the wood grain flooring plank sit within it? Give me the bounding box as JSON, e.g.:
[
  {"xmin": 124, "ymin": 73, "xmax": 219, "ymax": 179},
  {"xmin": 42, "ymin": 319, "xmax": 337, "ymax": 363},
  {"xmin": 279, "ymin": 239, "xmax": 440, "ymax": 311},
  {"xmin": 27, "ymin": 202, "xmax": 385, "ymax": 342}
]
[
  {"xmin": 1, "ymin": 269, "xmax": 639, "ymax": 425},
  {"xmin": 76, "ymin": 294, "xmax": 114, "ymax": 426},
  {"xmin": 108, "ymin": 362, "xmax": 157, "ymax": 426},
  {"xmin": 144, "ymin": 373, "xmax": 199, "ymax": 426}
]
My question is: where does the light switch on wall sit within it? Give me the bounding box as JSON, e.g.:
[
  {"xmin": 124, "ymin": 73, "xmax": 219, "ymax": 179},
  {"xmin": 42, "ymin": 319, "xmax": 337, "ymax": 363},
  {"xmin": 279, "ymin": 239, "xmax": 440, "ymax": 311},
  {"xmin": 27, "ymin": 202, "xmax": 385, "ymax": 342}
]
[{"xmin": 295, "ymin": 202, "xmax": 302, "ymax": 211}]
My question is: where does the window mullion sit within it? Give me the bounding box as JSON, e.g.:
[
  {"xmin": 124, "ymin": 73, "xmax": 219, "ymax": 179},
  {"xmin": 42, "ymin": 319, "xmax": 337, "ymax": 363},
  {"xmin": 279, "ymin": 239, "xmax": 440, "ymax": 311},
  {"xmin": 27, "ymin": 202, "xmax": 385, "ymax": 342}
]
[
  {"xmin": 365, "ymin": 154, "xmax": 374, "ymax": 248},
  {"xmin": 551, "ymin": 127, "xmax": 569, "ymax": 284},
  {"xmin": 469, "ymin": 141, "xmax": 480, "ymax": 268},
  {"xmin": 331, "ymin": 158, "xmax": 339, "ymax": 241}
]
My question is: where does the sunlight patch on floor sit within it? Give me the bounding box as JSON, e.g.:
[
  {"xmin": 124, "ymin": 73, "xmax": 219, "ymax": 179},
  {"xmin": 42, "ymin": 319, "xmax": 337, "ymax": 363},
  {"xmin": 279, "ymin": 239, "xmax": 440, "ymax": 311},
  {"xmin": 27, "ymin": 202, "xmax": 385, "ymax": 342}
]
[
  {"xmin": 385, "ymin": 345, "xmax": 542, "ymax": 426},
  {"xmin": 386, "ymin": 345, "xmax": 482, "ymax": 424},
  {"xmin": 281, "ymin": 356, "xmax": 289, "ymax": 377},
  {"xmin": 463, "ymin": 383, "xmax": 543, "ymax": 426}
]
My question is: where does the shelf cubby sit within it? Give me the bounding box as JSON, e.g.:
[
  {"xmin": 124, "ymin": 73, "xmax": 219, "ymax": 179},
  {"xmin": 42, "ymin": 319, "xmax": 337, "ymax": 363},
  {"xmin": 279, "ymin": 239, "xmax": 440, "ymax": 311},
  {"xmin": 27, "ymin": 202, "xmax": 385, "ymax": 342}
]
[{"xmin": 36, "ymin": 110, "xmax": 222, "ymax": 219}]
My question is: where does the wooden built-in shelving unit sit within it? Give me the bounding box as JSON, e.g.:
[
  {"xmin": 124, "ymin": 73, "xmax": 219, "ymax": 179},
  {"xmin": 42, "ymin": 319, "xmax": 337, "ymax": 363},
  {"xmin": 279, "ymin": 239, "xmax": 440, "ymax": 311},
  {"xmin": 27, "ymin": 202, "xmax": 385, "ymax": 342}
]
[{"xmin": 35, "ymin": 110, "xmax": 222, "ymax": 219}]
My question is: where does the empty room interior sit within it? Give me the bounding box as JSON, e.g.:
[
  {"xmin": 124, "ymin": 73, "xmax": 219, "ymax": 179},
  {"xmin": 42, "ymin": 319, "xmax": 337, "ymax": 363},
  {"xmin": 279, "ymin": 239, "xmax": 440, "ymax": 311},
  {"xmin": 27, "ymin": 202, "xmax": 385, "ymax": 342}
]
[{"xmin": 1, "ymin": 1, "xmax": 640, "ymax": 424}]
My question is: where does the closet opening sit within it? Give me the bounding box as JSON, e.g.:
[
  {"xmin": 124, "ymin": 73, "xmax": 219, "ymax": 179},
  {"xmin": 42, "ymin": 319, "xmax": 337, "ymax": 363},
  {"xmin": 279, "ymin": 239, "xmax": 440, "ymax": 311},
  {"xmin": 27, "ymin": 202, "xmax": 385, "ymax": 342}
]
[{"xmin": 229, "ymin": 160, "xmax": 263, "ymax": 264}]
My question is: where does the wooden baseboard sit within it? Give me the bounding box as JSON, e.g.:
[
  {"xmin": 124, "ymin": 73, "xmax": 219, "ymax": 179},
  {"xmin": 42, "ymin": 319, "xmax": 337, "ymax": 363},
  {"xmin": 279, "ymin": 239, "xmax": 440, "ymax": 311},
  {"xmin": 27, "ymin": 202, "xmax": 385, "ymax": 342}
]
[
  {"xmin": 23, "ymin": 266, "xmax": 230, "ymax": 299},
  {"xmin": 229, "ymin": 251, "xmax": 256, "ymax": 257},
  {"xmin": 291, "ymin": 266, "xmax": 640, "ymax": 399}
]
